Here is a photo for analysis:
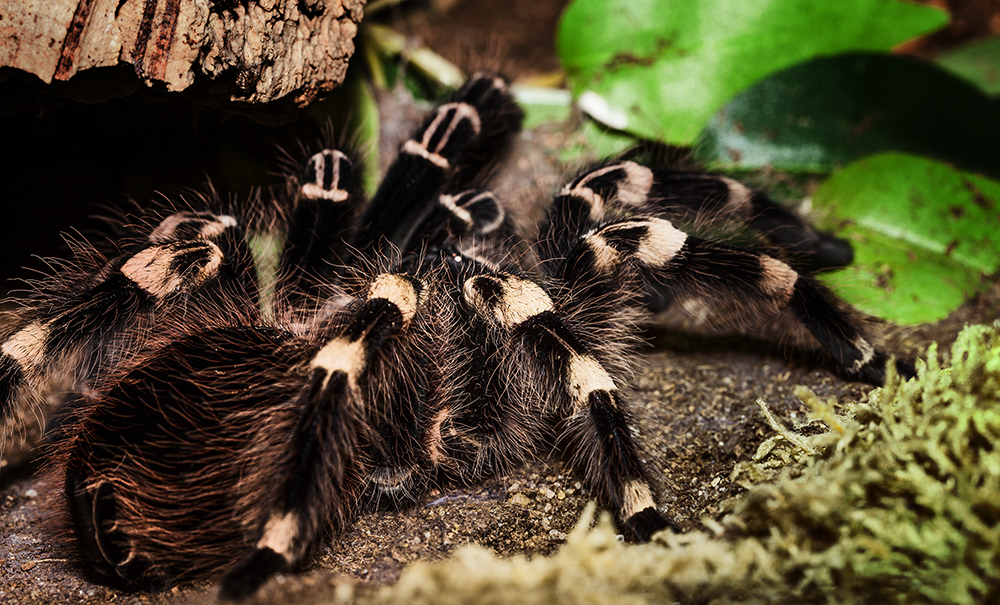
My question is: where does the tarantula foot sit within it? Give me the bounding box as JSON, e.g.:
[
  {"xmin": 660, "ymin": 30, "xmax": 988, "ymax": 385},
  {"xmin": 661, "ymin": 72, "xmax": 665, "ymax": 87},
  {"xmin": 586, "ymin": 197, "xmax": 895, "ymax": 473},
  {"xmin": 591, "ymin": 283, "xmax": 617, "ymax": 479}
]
[
  {"xmin": 218, "ymin": 548, "xmax": 290, "ymax": 602},
  {"xmin": 811, "ymin": 231, "xmax": 855, "ymax": 270},
  {"xmin": 439, "ymin": 190, "xmax": 506, "ymax": 236},
  {"xmin": 849, "ymin": 351, "xmax": 917, "ymax": 385},
  {"xmin": 895, "ymin": 358, "xmax": 918, "ymax": 381},
  {"xmin": 622, "ymin": 506, "xmax": 674, "ymax": 542}
]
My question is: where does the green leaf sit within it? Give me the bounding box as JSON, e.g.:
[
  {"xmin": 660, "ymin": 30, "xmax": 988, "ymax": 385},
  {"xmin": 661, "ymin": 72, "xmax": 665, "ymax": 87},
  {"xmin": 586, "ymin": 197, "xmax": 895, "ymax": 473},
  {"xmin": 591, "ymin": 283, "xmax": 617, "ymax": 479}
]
[
  {"xmin": 510, "ymin": 85, "xmax": 637, "ymax": 166},
  {"xmin": 557, "ymin": 119, "xmax": 638, "ymax": 166},
  {"xmin": 345, "ymin": 73, "xmax": 381, "ymax": 198},
  {"xmin": 512, "ymin": 85, "xmax": 573, "ymax": 130},
  {"xmin": 937, "ymin": 36, "xmax": 1000, "ymax": 96},
  {"xmin": 556, "ymin": 0, "xmax": 948, "ymax": 146},
  {"xmin": 814, "ymin": 153, "xmax": 1000, "ymax": 325},
  {"xmin": 696, "ymin": 53, "xmax": 1000, "ymax": 180}
]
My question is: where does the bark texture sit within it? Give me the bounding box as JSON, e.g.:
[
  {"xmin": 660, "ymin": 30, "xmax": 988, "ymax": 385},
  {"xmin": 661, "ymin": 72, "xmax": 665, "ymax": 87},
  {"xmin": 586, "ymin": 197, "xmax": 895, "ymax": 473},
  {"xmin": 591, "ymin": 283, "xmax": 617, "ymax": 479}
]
[{"xmin": 0, "ymin": 0, "xmax": 365, "ymax": 104}]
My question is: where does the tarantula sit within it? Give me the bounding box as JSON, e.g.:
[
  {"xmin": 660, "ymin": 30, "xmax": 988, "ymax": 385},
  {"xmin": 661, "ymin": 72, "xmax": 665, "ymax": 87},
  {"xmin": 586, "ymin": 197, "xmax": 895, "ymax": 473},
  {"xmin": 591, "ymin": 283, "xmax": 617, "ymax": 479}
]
[{"xmin": 0, "ymin": 74, "xmax": 912, "ymax": 600}]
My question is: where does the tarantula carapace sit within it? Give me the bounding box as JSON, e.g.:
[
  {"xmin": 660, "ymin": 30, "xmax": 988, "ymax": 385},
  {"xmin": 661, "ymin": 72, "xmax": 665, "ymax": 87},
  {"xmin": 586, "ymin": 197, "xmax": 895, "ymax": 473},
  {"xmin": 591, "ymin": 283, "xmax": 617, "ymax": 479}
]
[{"xmin": 0, "ymin": 74, "xmax": 913, "ymax": 600}]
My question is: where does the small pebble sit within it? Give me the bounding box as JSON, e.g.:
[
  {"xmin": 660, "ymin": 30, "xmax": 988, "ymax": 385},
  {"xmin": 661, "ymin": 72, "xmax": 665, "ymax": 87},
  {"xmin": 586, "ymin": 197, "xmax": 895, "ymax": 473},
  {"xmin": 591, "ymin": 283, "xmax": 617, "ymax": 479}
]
[{"xmin": 509, "ymin": 493, "xmax": 531, "ymax": 506}]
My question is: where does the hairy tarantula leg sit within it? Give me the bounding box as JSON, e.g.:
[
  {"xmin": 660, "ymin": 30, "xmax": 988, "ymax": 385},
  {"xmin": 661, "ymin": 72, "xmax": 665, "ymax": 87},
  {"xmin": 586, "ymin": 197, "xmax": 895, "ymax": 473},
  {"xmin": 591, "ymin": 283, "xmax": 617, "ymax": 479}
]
[
  {"xmin": 540, "ymin": 160, "xmax": 853, "ymax": 274},
  {"xmin": 0, "ymin": 238, "xmax": 229, "ymax": 425},
  {"xmin": 435, "ymin": 190, "xmax": 508, "ymax": 238},
  {"xmin": 148, "ymin": 210, "xmax": 259, "ymax": 304},
  {"xmin": 0, "ymin": 210, "xmax": 251, "ymax": 424},
  {"xmin": 537, "ymin": 161, "xmax": 656, "ymax": 266},
  {"xmin": 219, "ymin": 273, "xmax": 425, "ymax": 600},
  {"xmin": 411, "ymin": 189, "xmax": 512, "ymax": 250},
  {"xmin": 463, "ymin": 271, "xmax": 672, "ymax": 541},
  {"xmin": 564, "ymin": 217, "xmax": 913, "ymax": 385},
  {"xmin": 353, "ymin": 74, "xmax": 523, "ymax": 255},
  {"xmin": 278, "ymin": 149, "xmax": 363, "ymax": 298},
  {"xmin": 650, "ymin": 170, "xmax": 852, "ymax": 269}
]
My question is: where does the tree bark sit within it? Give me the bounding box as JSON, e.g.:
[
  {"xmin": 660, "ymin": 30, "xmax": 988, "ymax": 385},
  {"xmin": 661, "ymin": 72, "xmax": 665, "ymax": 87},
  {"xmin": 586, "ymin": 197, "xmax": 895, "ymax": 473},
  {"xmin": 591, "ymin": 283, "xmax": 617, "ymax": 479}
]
[{"xmin": 0, "ymin": 0, "xmax": 365, "ymax": 105}]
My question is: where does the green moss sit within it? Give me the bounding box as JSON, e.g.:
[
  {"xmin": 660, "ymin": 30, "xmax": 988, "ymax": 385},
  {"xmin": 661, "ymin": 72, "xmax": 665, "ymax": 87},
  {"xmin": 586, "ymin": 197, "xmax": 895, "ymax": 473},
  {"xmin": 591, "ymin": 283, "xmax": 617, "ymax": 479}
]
[{"xmin": 356, "ymin": 323, "xmax": 1000, "ymax": 605}]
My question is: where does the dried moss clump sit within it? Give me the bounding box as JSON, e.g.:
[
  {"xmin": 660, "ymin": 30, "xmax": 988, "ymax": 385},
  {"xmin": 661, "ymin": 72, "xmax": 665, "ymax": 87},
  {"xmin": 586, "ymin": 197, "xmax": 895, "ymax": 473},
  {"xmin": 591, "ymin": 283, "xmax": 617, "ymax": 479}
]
[{"xmin": 357, "ymin": 323, "xmax": 1000, "ymax": 605}]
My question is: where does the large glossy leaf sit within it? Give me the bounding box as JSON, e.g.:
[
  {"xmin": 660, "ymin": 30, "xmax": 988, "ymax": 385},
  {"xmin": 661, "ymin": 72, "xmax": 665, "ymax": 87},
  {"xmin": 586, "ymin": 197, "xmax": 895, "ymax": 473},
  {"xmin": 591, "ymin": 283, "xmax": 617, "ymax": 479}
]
[
  {"xmin": 696, "ymin": 53, "xmax": 1000, "ymax": 180},
  {"xmin": 557, "ymin": 119, "xmax": 638, "ymax": 166},
  {"xmin": 513, "ymin": 85, "xmax": 573, "ymax": 130},
  {"xmin": 556, "ymin": 0, "xmax": 947, "ymax": 145},
  {"xmin": 511, "ymin": 85, "xmax": 640, "ymax": 166},
  {"xmin": 937, "ymin": 36, "xmax": 1000, "ymax": 96},
  {"xmin": 813, "ymin": 153, "xmax": 1000, "ymax": 325}
]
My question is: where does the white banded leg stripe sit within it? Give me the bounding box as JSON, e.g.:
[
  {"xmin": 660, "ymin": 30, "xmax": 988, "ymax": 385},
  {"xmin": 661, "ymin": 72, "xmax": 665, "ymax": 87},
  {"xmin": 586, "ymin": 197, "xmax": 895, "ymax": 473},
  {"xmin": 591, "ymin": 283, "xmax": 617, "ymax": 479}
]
[
  {"xmin": 301, "ymin": 149, "xmax": 352, "ymax": 201},
  {"xmin": 119, "ymin": 241, "xmax": 224, "ymax": 299},
  {"xmin": 850, "ymin": 337, "xmax": 876, "ymax": 371},
  {"xmin": 462, "ymin": 273, "xmax": 554, "ymax": 329},
  {"xmin": 312, "ymin": 274, "xmax": 423, "ymax": 388},
  {"xmin": 438, "ymin": 193, "xmax": 475, "ymax": 229},
  {"xmin": 717, "ymin": 175, "xmax": 754, "ymax": 215},
  {"xmin": 1, "ymin": 321, "xmax": 49, "ymax": 372},
  {"xmin": 566, "ymin": 354, "xmax": 617, "ymax": 410},
  {"xmin": 310, "ymin": 337, "xmax": 366, "ymax": 391},
  {"xmin": 582, "ymin": 218, "xmax": 688, "ymax": 272},
  {"xmin": 425, "ymin": 406, "xmax": 455, "ymax": 465},
  {"xmin": 759, "ymin": 256, "xmax": 799, "ymax": 302},
  {"xmin": 621, "ymin": 480, "xmax": 657, "ymax": 521},
  {"xmin": 560, "ymin": 162, "xmax": 654, "ymax": 220},
  {"xmin": 256, "ymin": 512, "xmax": 301, "ymax": 563},
  {"xmin": 148, "ymin": 212, "xmax": 239, "ymax": 244},
  {"xmin": 439, "ymin": 191, "xmax": 505, "ymax": 234},
  {"xmin": 368, "ymin": 273, "xmax": 424, "ymax": 329},
  {"xmin": 402, "ymin": 102, "xmax": 483, "ymax": 170},
  {"xmin": 401, "ymin": 140, "xmax": 449, "ymax": 169}
]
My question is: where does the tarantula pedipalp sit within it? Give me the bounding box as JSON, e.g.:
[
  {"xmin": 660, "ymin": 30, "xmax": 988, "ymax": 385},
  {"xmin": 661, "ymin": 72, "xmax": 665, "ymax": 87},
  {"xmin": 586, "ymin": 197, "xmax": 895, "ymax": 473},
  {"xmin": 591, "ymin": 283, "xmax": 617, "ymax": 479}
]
[{"xmin": 0, "ymin": 74, "xmax": 913, "ymax": 600}]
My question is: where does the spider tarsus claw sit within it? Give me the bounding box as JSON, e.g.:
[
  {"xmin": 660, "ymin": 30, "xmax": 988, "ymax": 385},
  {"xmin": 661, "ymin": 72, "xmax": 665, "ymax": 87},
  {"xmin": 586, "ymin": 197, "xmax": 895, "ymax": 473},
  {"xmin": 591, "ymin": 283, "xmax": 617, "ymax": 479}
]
[
  {"xmin": 623, "ymin": 506, "xmax": 674, "ymax": 542},
  {"xmin": 851, "ymin": 356, "xmax": 917, "ymax": 386},
  {"xmin": 895, "ymin": 359, "xmax": 918, "ymax": 381},
  {"xmin": 763, "ymin": 226, "xmax": 854, "ymax": 273},
  {"xmin": 461, "ymin": 72, "xmax": 508, "ymax": 103},
  {"xmin": 218, "ymin": 548, "xmax": 289, "ymax": 603},
  {"xmin": 849, "ymin": 351, "xmax": 894, "ymax": 386},
  {"xmin": 808, "ymin": 231, "xmax": 855, "ymax": 272}
]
